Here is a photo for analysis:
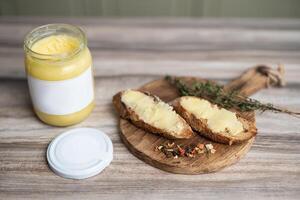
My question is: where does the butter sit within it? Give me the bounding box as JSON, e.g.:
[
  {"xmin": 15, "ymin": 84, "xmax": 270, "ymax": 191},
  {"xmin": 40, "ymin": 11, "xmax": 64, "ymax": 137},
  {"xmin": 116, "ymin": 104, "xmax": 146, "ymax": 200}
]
[
  {"xmin": 31, "ymin": 35, "xmax": 80, "ymax": 55},
  {"xmin": 180, "ymin": 96, "xmax": 243, "ymax": 135},
  {"xmin": 121, "ymin": 90, "xmax": 184, "ymax": 135}
]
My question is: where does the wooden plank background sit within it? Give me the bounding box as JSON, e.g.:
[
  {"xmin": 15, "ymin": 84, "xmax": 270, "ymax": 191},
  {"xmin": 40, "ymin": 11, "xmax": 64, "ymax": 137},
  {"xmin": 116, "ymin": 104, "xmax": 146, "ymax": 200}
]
[
  {"xmin": 0, "ymin": 0, "xmax": 300, "ymax": 18},
  {"xmin": 0, "ymin": 17, "xmax": 300, "ymax": 200}
]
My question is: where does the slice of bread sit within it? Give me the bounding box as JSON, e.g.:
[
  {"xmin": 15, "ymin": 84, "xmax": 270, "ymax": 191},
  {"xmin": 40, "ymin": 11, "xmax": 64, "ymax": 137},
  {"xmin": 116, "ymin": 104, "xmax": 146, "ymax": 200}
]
[
  {"xmin": 113, "ymin": 90, "xmax": 194, "ymax": 139},
  {"xmin": 172, "ymin": 96, "xmax": 257, "ymax": 145}
]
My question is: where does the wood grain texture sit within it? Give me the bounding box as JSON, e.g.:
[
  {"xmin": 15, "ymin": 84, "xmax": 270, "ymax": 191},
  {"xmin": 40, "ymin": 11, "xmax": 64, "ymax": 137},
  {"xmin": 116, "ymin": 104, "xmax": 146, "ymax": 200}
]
[
  {"xmin": 119, "ymin": 77, "xmax": 256, "ymax": 174},
  {"xmin": 1, "ymin": 0, "xmax": 300, "ymax": 18},
  {"xmin": 0, "ymin": 17, "xmax": 300, "ymax": 200}
]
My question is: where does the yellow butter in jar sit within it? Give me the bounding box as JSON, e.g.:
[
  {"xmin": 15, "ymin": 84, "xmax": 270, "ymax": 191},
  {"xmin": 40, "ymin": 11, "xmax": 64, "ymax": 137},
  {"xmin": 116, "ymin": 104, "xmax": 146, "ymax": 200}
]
[{"xmin": 24, "ymin": 24, "xmax": 95, "ymax": 126}]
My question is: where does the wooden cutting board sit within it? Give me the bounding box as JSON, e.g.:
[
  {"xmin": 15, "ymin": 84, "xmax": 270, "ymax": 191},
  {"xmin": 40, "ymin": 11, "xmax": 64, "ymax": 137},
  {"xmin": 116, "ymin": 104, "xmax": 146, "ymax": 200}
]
[{"xmin": 117, "ymin": 67, "xmax": 281, "ymax": 174}]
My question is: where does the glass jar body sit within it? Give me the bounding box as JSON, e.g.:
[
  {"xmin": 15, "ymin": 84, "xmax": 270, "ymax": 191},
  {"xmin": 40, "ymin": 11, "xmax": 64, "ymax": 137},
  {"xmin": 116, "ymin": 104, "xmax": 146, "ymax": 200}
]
[{"xmin": 24, "ymin": 24, "xmax": 95, "ymax": 126}]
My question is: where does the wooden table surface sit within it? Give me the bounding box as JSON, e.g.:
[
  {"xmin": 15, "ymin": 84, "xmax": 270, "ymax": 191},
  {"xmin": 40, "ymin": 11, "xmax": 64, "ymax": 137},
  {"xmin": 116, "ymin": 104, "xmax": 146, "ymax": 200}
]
[{"xmin": 0, "ymin": 17, "xmax": 300, "ymax": 200}]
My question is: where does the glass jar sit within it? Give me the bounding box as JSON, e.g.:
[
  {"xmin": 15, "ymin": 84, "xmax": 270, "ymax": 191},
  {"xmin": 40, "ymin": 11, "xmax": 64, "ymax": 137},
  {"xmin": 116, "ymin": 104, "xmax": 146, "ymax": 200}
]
[{"xmin": 24, "ymin": 24, "xmax": 95, "ymax": 126}]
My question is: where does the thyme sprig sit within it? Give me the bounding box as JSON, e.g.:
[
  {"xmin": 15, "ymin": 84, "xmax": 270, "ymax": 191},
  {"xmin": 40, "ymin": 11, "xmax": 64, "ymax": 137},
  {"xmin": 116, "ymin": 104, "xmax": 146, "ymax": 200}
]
[{"xmin": 166, "ymin": 76, "xmax": 300, "ymax": 117}]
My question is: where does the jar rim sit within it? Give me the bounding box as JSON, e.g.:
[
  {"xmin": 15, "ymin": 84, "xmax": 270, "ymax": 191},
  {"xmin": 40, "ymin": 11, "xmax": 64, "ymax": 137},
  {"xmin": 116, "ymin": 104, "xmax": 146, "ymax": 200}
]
[{"xmin": 24, "ymin": 24, "xmax": 87, "ymax": 61}]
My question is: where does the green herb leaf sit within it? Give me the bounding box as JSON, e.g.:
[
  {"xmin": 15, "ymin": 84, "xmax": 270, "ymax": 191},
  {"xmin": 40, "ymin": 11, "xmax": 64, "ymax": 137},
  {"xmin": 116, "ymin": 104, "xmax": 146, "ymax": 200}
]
[{"xmin": 166, "ymin": 76, "xmax": 300, "ymax": 117}]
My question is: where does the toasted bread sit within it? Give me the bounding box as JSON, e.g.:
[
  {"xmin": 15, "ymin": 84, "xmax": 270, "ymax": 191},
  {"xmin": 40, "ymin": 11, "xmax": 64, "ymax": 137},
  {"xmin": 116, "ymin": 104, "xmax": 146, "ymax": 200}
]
[
  {"xmin": 172, "ymin": 96, "xmax": 257, "ymax": 145},
  {"xmin": 113, "ymin": 90, "xmax": 194, "ymax": 139}
]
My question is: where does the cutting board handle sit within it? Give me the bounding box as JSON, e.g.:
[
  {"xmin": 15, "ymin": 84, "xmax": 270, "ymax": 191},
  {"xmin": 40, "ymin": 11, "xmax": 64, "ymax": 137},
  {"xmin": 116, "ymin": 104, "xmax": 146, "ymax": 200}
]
[{"xmin": 224, "ymin": 64, "xmax": 285, "ymax": 97}]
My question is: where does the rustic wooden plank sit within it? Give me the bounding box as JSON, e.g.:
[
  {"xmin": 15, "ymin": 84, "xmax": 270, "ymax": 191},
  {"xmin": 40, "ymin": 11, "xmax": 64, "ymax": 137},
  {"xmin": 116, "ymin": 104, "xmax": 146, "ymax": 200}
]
[
  {"xmin": 1, "ymin": 17, "xmax": 300, "ymax": 28},
  {"xmin": 0, "ymin": 17, "xmax": 300, "ymax": 79},
  {"xmin": 0, "ymin": 76, "xmax": 299, "ymax": 199},
  {"xmin": 0, "ymin": 17, "xmax": 300, "ymax": 200},
  {"xmin": 1, "ymin": 47, "xmax": 300, "ymax": 80},
  {"xmin": 2, "ymin": 21, "xmax": 300, "ymax": 50}
]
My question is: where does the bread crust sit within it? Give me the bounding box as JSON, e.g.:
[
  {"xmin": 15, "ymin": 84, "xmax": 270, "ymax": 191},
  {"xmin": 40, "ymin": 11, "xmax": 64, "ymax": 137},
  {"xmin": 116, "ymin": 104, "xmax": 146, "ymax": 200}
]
[
  {"xmin": 113, "ymin": 91, "xmax": 194, "ymax": 139},
  {"xmin": 172, "ymin": 97, "xmax": 257, "ymax": 145}
]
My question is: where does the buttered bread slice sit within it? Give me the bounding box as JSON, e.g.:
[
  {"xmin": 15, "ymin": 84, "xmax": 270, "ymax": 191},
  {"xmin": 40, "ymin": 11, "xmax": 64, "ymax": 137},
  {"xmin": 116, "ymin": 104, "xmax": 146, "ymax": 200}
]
[
  {"xmin": 113, "ymin": 90, "xmax": 194, "ymax": 139},
  {"xmin": 172, "ymin": 96, "xmax": 257, "ymax": 145}
]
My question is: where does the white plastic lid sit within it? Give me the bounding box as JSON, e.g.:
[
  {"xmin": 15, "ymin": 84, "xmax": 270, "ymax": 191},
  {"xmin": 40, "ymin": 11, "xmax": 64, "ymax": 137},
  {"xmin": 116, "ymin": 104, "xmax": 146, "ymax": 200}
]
[{"xmin": 47, "ymin": 128, "xmax": 113, "ymax": 179}]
